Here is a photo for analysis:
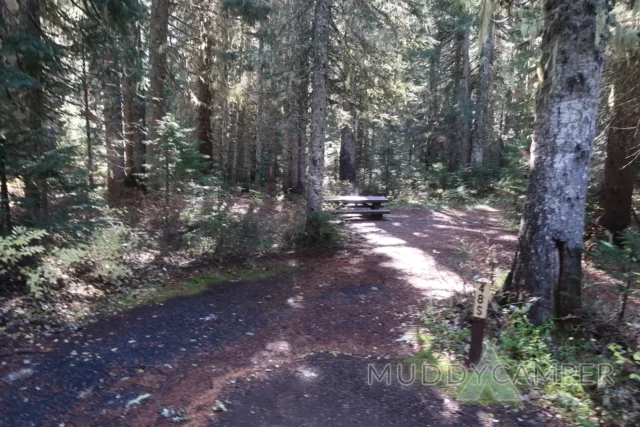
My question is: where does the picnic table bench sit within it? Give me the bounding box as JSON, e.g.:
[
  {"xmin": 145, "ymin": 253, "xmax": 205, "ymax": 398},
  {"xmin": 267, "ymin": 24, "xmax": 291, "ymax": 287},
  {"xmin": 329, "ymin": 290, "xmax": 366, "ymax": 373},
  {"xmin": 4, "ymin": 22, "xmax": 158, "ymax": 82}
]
[{"xmin": 326, "ymin": 196, "xmax": 390, "ymax": 219}]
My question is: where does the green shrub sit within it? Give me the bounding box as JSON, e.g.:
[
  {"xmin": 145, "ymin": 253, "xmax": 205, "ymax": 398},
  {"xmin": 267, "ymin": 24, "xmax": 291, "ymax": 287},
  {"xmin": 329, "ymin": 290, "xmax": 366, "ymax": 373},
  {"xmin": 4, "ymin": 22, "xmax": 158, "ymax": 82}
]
[
  {"xmin": 0, "ymin": 227, "xmax": 51, "ymax": 296},
  {"xmin": 0, "ymin": 224, "xmax": 132, "ymax": 297}
]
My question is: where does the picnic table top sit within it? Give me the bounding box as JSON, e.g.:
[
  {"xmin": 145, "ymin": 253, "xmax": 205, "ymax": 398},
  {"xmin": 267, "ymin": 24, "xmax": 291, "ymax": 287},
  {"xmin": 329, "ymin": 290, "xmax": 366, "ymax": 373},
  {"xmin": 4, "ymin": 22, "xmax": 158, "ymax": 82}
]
[{"xmin": 325, "ymin": 196, "xmax": 389, "ymax": 203}]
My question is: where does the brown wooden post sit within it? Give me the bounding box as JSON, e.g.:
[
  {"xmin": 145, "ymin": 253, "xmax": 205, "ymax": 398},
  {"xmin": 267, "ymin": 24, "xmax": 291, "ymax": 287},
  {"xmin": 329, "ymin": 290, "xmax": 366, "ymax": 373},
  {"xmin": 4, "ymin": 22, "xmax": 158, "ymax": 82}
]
[{"xmin": 468, "ymin": 279, "xmax": 491, "ymax": 366}]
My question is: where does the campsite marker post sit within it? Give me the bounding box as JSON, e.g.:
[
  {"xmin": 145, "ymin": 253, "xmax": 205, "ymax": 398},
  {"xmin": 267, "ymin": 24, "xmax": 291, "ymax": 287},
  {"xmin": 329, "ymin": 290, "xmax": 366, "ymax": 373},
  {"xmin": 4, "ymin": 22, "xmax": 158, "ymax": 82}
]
[{"xmin": 468, "ymin": 279, "xmax": 491, "ymax": 366}]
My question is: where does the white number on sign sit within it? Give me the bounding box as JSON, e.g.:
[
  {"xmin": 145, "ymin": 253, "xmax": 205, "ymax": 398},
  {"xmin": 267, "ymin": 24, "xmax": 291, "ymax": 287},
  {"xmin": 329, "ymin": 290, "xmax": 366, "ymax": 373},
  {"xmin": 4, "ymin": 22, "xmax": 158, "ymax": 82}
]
[{"xmin": 474, "ymin": 281, "xmax": 491, "ymax": 319}]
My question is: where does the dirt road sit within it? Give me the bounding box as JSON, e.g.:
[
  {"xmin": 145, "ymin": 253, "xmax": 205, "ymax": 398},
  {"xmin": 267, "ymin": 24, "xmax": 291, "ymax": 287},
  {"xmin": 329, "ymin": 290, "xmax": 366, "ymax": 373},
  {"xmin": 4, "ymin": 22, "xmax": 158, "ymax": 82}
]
[{"xmin": 1, "ymin": 208, "xmax": 542, "ymax": 426}]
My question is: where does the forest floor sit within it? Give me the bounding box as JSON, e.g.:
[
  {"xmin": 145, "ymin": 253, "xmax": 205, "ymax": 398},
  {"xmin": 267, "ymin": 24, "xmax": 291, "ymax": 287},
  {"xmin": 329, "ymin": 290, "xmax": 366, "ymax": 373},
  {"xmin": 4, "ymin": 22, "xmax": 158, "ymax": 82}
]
[{"xmin": 0, "ymin": 207, "xmax": 582, "ymax": 426}]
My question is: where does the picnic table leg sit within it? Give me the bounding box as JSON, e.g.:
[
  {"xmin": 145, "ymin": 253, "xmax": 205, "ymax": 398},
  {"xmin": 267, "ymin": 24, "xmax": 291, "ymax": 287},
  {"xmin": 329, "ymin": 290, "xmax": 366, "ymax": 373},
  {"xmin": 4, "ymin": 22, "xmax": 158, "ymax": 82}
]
[{"xmin": 371, "ymin": 202, "xmax": 384, "ymax": 220}]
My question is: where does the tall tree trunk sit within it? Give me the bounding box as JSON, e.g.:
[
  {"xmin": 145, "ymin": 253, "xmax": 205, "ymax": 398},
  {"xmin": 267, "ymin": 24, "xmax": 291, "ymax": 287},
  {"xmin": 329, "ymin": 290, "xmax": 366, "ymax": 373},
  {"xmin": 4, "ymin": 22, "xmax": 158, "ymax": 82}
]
[
  {"xmin": 506, "ymin": 0, "xmax": 606, "ymax": 325},
  {"xmin": 81, "ymin": 44, "xmax": 94, "ymax": 189},
  {"xmin": 255, "ymin": 26, "xmax": 267, "ymax": 188},
  {"xmin": 122, "ymin": 27, "xmax": 144, "ymax": 187},
  {"xmin": 123, "ymin": 76, "xmax": 144, "ymax": 186},
  {"xmin": 147, "ymin": 0, "xmax": 170, "ymax": 165},
  {"xmin": 103, "ymin": 52, "xmax": 126, "ymax": 205},
  {"xmin": 600, "ymin": 53, "xmax": 640, "ymax": 239},
  {"xmin": 22, "ymin": 0, "xmax": 47, "ymax": 223},
  {"xmin": 291, "ymin": 1, "xmax": 310, "ymax": 193},
  {"xmin": 196, "ymin": 41, "xmax": 213, "ymax": 170},
  {"xmin": 425, "ymin": 47, "xmax": 440, "ymax": 169},
  {"xmin": 472, "ymin": 1, "xmax": 495, "ymax": 167},
  {"xmin": 268, "ymin": 96, "xmax": 278, "ymax": 195},
  {"xmin": 339, "ymin": 102, "xmax": 357, "ymax": 184},
  {"xmin": 220, "ymin": 9, "xmax": 230, "ymax": 181},
  {"xmin": 458, "ymin": 21, "xmax": 471, "ymax": 168},
  {"xmin": 244, "ymin": 91, "xmax": 252, "ymax": 185},
  {"xmin": 307, "ymin": 0, "xmax": 330, "ymax": 214},
  {"xmin": 231, "ymin": 100, "xmax": 242, "ymax": 183}
]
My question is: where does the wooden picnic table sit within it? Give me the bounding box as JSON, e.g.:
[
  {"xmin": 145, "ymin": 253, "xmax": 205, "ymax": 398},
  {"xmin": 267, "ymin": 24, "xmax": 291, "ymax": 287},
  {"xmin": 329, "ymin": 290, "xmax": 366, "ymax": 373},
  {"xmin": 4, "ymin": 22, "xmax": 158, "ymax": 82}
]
[{"xmin": 325, "ymin": 196, "xmax": 390, "ymax": 219}]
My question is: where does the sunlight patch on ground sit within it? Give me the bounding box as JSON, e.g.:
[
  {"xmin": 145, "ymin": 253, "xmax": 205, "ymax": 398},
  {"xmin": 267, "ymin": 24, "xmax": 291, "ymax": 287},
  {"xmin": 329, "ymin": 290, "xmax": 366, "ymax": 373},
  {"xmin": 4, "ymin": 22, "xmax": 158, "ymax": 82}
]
[
  {"xmin": 431, "ymin": 224, "xmax": 498, "ymax": 235},
  {"xmin": 430, "ymin": 211, "xmax": 459, "ymax": 223},
  {"xmin": 472, "ymin": 204, "xmax": 499, "ymax": 212},
  {"xmin": 251, "ymin": 341, "xmax": 292, "ymax": 367},
  {"xmin": 496, "ymin": 234, "xmax": 518, "ymax": 242},
  {"xmin": 349, "ymin": 222, "xmax": 464, "ymax": 298},
  {"xmin": 287, "ymin": 295, "xmax": 304, "ymax": 308},
  {"xmin": 296, "ymin": 365, "xmax": 319, "ymax": 381}
]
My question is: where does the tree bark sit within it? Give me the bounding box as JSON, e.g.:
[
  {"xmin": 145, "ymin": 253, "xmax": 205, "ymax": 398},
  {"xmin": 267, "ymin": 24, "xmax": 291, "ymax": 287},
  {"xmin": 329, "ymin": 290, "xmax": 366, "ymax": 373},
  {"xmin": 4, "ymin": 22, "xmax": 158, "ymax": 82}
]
[
  {"xmin": 600, "ymin": 53, "xmax": 640, "ymax": 240},
  {"xmin": 457, "ymin": 21, "xmax": 472, "ymax": 169},
  {"xmin": 196, "ymin": 36, "xmax": 213, "ymax": 170},
  {"xmin": 122, "ymin": 76, "xmax": 144, "ymax": 186},
  {"xmin": 244, "ymin": 93, "xmax": 252, "ymax": 185},
  {"xmin": 0, "ymin": 150, "xmax": 10, "ymax": 232},
  {"xmin": 307, "ymin": 0, "xmax": 331, "ymax": 214},
  {"xmin": 472, "ymin": 1, "xmax": 495, "ymax": 167},
  {"xmin": 147, "ymin": 0, "xmax": 170, "ymax": 164},
  {"xmin": 425, "ymin": 47, "xmax": 440, "ymax": 169},
  {"xmin": 21, "ymin": 0, "xmax": 47, "ymax": 223},
  {"xmin": 81, "ymin": 44, "xmax": 94, "ymax": 189},
  {"xmin": 220, "ymin": 9, "xmax": 230, "ymax": 181},
  {"xmin": 288, "ymin": 1, "xmax": 310, "ymax": 193},
  {"xmin": 255, "ymin": 25, "xmax": 267, "ymax": 188},
  {"xmin": 506, "ymin": 0, "xmax": 606, "ymax": 325},
  {"xmin": 339, "ymin": 102, "xmax": 357, "ymax": 184},
  {"xmin": 103, "ymin": 52, "xmax": 126, "ymax": 205}
]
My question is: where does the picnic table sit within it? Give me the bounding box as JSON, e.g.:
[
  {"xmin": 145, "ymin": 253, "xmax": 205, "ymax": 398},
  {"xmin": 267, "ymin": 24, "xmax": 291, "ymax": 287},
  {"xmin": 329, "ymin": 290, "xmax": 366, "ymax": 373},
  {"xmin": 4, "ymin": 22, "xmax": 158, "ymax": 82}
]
[{"xmin": 325, "ymin": 196, "xmax": 390, "ymax": 219}]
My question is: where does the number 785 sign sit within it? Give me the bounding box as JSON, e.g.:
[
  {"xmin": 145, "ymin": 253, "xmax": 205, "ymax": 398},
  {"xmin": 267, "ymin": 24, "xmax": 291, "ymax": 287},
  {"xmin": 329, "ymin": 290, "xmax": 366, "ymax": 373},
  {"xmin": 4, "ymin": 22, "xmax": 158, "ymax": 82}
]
[{"xmin": 473, "ymin": 279, "xmax": 492, "ymax": 319}]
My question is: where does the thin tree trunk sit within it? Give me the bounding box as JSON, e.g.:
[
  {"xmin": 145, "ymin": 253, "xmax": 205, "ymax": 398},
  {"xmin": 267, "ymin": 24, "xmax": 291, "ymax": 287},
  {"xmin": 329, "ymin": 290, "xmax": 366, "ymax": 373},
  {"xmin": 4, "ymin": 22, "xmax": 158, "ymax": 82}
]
[
  {"xmin": 220, "ymin": 9, "xmax": 230, "ymax": 181},
  {"xmin": 472, "ymin": 1, "xmax": 495, "ymax": 167},
  {"xmin": 425, "ymin": 47, "xmax": 440, "ymax": 169},
  {"xmin": 339, "ymin": 102, "xmax": 357, "ymax": 184},
  {"xmin": 231, "ymin": 101, "xmax": 240, "ymax": 183},
  {"xmin": 294, "ymin": 0, "xmax": 310, "ymax": 193},
  {"xmin": 600, "ymin": 53, "xmax": 640, "ymax": 240},
  {"xmin": 0, "ymin": 151, "xmax": 10, "ymax": 232},
  {"xmin": 294, "ymin": 62, "xmax": 309, "ymax": 192},
  {"xmin": 255, "ymin": 26, "xmax": 267, "ymax": 188},
  {"xmin": 147, "ymin": 0, "xmax": 170, "ymax": 167},
  {"xmin": 244, "ymin": 91, "xmax": 252, "ymax": 185},
  {"xmin": 307, "ymin": 0, "xmax": 331, "ymax": 214},
  {"xmin": 506, "ymin": 0, "xmax": 606, "ymax": 325},
  {"xmin": 268, "ymin": 97, "xmax": 278, "ymax": 195},
  {"xmin": 82, "ymin": 44, "xmax": 94, "ymax": 189},
  {"xmin": 458, "ymin": 21, "xmax": 471, "ymax": 168},
  {"xmin": 123, "ymin": 76, "xmax": 138, "ymax": 186}
]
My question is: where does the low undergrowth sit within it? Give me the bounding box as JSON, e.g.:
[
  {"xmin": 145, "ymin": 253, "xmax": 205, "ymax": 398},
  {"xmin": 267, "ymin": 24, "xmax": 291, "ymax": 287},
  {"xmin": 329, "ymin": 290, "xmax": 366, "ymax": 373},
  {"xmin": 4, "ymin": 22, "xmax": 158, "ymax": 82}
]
[
  {"xmin": 0, "ymin": 193, "xmax": 342, "ymax": 343},
  {"xmin": 410, "ymin": 290, "xmax": 640, "ymax": 426}
]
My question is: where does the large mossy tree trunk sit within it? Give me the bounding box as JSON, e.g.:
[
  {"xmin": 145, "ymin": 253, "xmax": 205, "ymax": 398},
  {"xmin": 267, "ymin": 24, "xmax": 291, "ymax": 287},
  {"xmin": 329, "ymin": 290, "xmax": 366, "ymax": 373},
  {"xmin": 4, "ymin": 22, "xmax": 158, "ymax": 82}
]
[
  {"xmin": 506, "ymin": 0, "xmax": 606, "ymax": 325},
  {"xmin": 600, "ymin": 53, "xmax": 640, "ymax": 240},
  {"xmin": 306, "ymin": 0, "xmax": 330, "ymax": 215}
]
